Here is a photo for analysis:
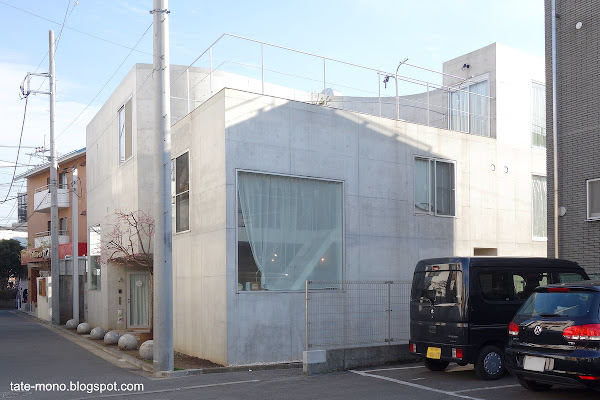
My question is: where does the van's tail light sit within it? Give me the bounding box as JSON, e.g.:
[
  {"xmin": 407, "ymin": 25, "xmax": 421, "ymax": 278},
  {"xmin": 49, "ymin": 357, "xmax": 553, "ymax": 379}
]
[
  {"xmin": 409, "ymin": 343, "xmax": 416, "ymax": 353},
  {"xmin": 578, "ymin": 375, "xmax": 600, "ymax": 381},
  {"xmin": 563, "ymin": 324, "xmax": 600, "ymax": 341},
  {"xmin": 547, "ymin": 287, "xmax": 570, "ymax": 292},
  {"xmin": 452, "ymin": 348, "xmax": 463, "ymax": 360},
  {"xmin": 508, "ymin": 321, "xmax": 519, "ymax": 336}
]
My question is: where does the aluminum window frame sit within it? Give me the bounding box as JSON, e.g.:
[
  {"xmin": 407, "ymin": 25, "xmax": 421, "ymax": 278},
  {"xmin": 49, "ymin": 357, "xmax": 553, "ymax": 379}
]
[
  {"xmin": 171, "ymin": 149, "xmax": 191, "ymax": 234},
  {"xmin": 413, "ymin": 156, "xmax": 457, "ymax": 218},
  {"xmin": 118, "ymin": 96, "xmax": 133, "ymax": 166},
  {"xmin": 531, "ymin": 174, "xmax": 548, "ymax": 241},
  {"xmin": 531, "ymin": 80, "xmax": 547, "ymax": 149},
  {"xmin": 587, "ymin": 178, "xmax": 600, "ymax": 221},
  {"xmin": 447, "ymin": 73, "xmax": 491, "ymax": 137}
]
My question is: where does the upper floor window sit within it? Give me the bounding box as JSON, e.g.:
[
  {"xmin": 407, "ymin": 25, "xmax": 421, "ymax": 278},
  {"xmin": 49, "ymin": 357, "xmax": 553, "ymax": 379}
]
[
  {"xmin": 17, "ymin": 193, "xmax": 27, "ymax": 223},
  {"xmin": 118, "ymin": 99, "xmax": 133, "ymax": 164},
  {"xmin": 172, "ymin": 151, "xmax": 189, "ymax": 232},
  {"xmin": 532, "ymin": 175, "xmax": 547, "ymax": 239},
  {"xmin": 531, "ymin": 82, "xmax": 546, "ymax": 148},
  {"xmin": 88, "ymin": 225, "xmax": 101, "ymax": 290},
  {"xmin": 58, "ymin": 172, "xmax": 68, "ymax": 188},
  {"xmin": 449, "ymin": 77, "xmax": 490, "ymax": 137},
  {"xmin": 59, "ymin": 217, "xmax": 68, "ymax": 235},
  {"xmin": 414, "ymin": 157, "xmax": 456, "ymax": 217},
  {"xmin": 587, "ymin": 178, "xmax": 600, "ymax": 220}
]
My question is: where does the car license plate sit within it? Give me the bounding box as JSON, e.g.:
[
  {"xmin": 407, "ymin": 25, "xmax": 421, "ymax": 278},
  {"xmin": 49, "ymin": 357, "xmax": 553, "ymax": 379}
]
[
  {"xmin": 523, "ymin": 356, "xmax": 553, "ymax": 372},
  {"xmin": 426, "ymin": 347, "xmax": 441, "ymax": 359}
]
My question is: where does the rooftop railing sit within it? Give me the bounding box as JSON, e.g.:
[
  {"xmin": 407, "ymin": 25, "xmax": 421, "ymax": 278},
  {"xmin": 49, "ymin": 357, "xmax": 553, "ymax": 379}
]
[{"xmin": 173, "ymin": 33, "xmax": 494, "ymax": 136}]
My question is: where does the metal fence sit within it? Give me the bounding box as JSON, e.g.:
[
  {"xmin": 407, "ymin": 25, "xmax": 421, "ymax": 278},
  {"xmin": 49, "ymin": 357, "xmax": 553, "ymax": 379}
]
[{"xmin": 305, "ymin": 280, "xmax": 412, "ymax": 351}]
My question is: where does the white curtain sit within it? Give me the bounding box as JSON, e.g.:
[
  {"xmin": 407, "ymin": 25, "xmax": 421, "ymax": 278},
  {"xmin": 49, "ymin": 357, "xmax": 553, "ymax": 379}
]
[
  {"xmin": 531, "ymin": 83, "xmax": 546, "ymax": 147},
  {"xmin": 238, "ymin": 172, "xmax": 343, "ymax": 291},
  {"xmin": 532, "ymin": 176, "xmax": 547, "ymax": 238},
  {"xmin": 450, "ymin": 89, "xmax": 468, "ymax": 133},
  {"xmin": 469, "ymin": 80, "xmax": 490, "ymax": 137},
  {"xmin": 130, "ymin": 273, "xmax": 150, "ymax": 326}
]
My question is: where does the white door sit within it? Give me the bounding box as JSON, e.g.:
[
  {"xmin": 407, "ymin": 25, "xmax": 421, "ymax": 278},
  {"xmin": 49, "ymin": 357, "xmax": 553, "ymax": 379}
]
[{"xmin": 128, "ymin": 273, "xmax": 150, "ymax": 328}]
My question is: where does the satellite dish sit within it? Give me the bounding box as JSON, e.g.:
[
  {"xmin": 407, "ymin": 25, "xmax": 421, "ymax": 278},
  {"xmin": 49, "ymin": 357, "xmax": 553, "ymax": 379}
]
[{"xmin": 321, "ymin": 88, "xmax": 342, "ymax": 96}]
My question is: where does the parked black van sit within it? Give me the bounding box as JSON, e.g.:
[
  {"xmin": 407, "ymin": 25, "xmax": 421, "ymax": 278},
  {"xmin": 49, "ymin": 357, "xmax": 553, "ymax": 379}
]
[{"xmin": 409, "ymin": 257, "xmax": 589, "ymax": 380}]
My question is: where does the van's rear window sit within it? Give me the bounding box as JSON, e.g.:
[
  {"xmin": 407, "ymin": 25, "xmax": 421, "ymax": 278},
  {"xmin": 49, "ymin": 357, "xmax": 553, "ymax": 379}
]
[
  {"xmin": 411, "ymin": 270, "xmax": 461, "ymax": 304},
  {"xmin": 516, "ymin": 291, "xmax": 599, "ymax": 318}
]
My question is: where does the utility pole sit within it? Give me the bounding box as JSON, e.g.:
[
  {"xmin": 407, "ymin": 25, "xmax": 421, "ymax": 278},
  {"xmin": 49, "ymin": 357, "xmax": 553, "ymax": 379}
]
[
  {"xmin": 152, "ymin": 0, "xmax": 173, "ymax": 372},
  {"xmin": 49, "ymin": 30, "xmax": 60, "ymax": 325},
  {"xmin": 72, "ymin": 166, "xmax": 79, "ymax": 324}
]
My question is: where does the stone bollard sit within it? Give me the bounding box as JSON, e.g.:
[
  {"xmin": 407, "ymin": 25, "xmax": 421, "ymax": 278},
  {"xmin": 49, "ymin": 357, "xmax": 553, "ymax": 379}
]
[
  {"xmin": 90, "ymin": 327, "xmax": 106, "ymax": 340},
  {"xmin": 139, "ymin": 340, "xmax": 153, "ymax": 360},
  {"xmin": 118, "ymin": 334, "xmax": 138, "ymax": 350},
  {"xmin": 65, "ymin": 319, "xmax": 78, "ymax": 330},
  {"xmin": 76, "ymin": 323, "xmax": 92, "ymax": 334},
  {"xmin": 104, "ymin": 331, "xmax": 121, "ymax": 345}
]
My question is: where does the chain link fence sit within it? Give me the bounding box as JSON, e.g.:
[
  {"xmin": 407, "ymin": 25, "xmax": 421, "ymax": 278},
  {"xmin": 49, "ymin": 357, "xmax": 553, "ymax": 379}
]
[{"xmin": 305, "ymin": 280, "xmax": 412, "ymax": 350}]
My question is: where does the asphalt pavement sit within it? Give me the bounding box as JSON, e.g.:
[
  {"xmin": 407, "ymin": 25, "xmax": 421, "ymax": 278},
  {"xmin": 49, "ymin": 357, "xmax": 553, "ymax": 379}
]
[{"xmin": 1, "ymin": 310, "xmax": 597, "ymax": 400}]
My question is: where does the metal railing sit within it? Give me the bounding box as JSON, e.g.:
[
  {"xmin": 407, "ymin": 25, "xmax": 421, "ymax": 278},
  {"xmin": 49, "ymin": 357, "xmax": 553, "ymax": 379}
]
[
  {"xmin": 305, "ymin": 280, "xmax": 412, "ymax": 351},
  {"xmin": 174, "ymin": 34, "xmax": 494, "ymax": 135}
]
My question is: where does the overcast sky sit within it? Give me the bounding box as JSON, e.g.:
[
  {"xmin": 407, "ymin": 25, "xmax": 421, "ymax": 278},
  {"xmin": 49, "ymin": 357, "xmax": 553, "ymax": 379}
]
[{"xmin": 0, "ymin": 0, "xmax": 545, "ymax": 226}]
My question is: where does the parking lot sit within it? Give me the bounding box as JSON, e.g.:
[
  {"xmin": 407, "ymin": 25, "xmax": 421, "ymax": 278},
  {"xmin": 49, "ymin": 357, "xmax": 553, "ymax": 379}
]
[{"xmin": 349, "ymin": 362, "xmax": 598, "ymax": 400}]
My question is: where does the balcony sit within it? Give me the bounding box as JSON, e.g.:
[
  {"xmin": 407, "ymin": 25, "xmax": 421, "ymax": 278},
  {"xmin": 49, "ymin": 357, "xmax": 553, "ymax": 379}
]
[
  {"xmin": 33, "ymin": 184, "xmax": 70, "ymax": 213},
  {"xmin": 34, "ymin": 231, "xmax": 70, "ymax": 248}
]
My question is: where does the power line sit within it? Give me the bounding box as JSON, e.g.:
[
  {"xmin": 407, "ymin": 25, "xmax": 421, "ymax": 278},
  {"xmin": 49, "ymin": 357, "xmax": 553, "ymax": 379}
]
[
  {"xmin": 4, "ymin": 97, "xmax": 29, "ymax": 203},
  {"xmin": 57, "ymin": 22, "xmax": 154, "ymax": 141},
  {"xmin": 0, "ymin": 1, "xmax": 153, "ymax": 56}
]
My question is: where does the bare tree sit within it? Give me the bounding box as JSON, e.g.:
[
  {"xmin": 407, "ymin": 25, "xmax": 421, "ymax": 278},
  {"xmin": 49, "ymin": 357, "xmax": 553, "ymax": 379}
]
[{"xmin": 101, "ymin": 210, "xmax": 154, "ymax": 332}]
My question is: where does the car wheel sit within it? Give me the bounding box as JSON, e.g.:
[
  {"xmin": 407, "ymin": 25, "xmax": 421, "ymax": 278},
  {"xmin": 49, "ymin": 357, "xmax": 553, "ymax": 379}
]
[
  {"xmin": 423, "ymin": 358, "xmax": 450, "ymax": 371},
  {"xmin": 474, "ymin": 345, "xmax": 505, "ymax": 380},
  {"xmin": 517, "ymin": 376, "xmax": 552, "ymax": 391}
]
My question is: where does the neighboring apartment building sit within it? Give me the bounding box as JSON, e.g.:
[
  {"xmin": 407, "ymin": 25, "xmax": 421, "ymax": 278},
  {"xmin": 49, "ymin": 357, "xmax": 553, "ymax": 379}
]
[
  {"xmin": 18, "ymin": 148, "xmax": 87, "ymax": 322},
  {"xmin": 86, "ymin": 41, "xmax": 546, "ymax": 366},
  {"xmin": 545, "ymin": 1, "xmax": 600, "ymax": 277}
]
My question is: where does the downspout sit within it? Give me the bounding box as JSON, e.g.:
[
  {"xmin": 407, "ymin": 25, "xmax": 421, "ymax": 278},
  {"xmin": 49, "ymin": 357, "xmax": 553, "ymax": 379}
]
[{"xmin": 551, "ymin": 0, "xmax": 559, "ymax": 258}]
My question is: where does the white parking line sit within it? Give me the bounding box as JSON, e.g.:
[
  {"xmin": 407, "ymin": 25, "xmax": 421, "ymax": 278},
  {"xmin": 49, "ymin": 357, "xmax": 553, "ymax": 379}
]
[
  {"xmin": 360, "ymin": 365, "xmax": 425, "ymax": 373},
  {"xmin": 454, "ymin": 384, "xmax": 521, "ymax": 393},
  {"xmin": 350, "ymin": 370, "xmax": 483, "ymax": 400}
]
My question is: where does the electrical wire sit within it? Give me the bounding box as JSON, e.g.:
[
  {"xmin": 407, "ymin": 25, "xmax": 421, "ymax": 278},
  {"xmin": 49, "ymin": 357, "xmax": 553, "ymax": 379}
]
[
  {"xmin": 0, "ymin": 1, "xmax": 152, "ymax": 56},
  {"xmin": 3, "ymin": 97, "xmax": 29, "ymax": 203},
  {"xmin": 56, "ymin": 22, "xmax": 153, "ymax": 141}
]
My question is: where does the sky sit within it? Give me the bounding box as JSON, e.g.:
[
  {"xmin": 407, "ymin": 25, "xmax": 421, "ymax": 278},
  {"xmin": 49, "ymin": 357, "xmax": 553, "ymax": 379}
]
[{"xmin": 0, "ymin": 0, "xmax": 546, "ymax": 227}]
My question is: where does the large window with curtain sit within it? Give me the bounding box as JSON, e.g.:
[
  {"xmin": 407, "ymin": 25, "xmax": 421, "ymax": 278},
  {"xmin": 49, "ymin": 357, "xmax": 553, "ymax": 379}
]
[
  {"xmin": 449, "ymin": 78, "xmax": 490, "ymax": 137},
  {"xmin": 237, "ymin": 171, "xmax": 343, "ymax": 291},
  {"xmin": 414, "ymin": 157, "xmax": 456, "ymax": 217},
  {"xmin": 531, "ymin": 82, "xmax": 546, "ymax": 148},
  {"xmin": 532, "ymin": 175, "xmax": 547, "ymax": 239}
]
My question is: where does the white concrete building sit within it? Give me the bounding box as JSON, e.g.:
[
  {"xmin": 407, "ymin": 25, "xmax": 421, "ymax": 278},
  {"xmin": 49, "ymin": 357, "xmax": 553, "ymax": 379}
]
[{"xmin": 86, "ymin": 42, "xmax": 547, "ymax": 365}]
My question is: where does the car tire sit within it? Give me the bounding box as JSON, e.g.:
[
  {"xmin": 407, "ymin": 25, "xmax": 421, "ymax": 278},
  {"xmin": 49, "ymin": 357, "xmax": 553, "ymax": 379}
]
[
  {"xmin": 423, "ymin": 358, "xmax": 450, "ymax": 371},
  {"xmin": 517, "ymin": 376, "xmax": 552, "ymax": 391},
  {"xmin": 474, "ymin": 345, "xmax": 505, "ymax": 380}
]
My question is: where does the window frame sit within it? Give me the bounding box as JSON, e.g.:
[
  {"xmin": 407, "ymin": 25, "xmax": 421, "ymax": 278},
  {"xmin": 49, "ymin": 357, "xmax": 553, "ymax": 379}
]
[
  {"xmin": 587, "ymin": 178, "xmax": 600, "ymax": 221},
  {"xmin": 87, "ymin": 225, "xmax": 101, "ymax": 291},
  {"xmin": 413, "ymin": 156, "xmax": 457, "ymax": 217},
  {"xmin": 531, "ymin": 174, "xmax": 547, "ymax": 241},
  {"xmin": 448, "ymin": 73, "xmax": 491, "ymax": 137},
  {"xmin": 172, "ymin": 150, "xmax": 190, "ymax": 233},
  {"xmin": 531, "ymin": 81, "xmax": 546, "ymax": 149},
  {"xmin": 118, "ymin": 96, "xmax": 133, "ymax": 165},
  {"xmin": 235, "ymin": 169, "xmax": 345, "ymax": 293}
]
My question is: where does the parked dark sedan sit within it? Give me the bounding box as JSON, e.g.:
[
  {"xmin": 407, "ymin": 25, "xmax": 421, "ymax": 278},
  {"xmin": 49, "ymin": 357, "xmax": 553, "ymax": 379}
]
[{"xmin": 505, "ymin": 280, "xmax": 600, "ymax": 392}]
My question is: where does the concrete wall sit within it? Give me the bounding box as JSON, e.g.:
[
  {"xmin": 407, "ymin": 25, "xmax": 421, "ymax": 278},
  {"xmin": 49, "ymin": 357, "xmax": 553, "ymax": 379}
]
[{"xmin": 545, "ymin": 0, "xmax": 600, "ymax": 276}]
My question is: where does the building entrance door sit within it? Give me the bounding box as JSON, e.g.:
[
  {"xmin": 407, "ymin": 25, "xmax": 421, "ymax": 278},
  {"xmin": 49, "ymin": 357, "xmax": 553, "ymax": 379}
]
[{"xmin": 127, "ymin": 272, "xmax": 150, "ymax": 328}]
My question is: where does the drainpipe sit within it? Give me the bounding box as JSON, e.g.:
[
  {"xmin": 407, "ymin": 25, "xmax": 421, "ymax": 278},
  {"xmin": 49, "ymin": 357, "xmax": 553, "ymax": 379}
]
[{"xmin": 551, "ymin": 0, "xmax": 559, "ymax": 258}]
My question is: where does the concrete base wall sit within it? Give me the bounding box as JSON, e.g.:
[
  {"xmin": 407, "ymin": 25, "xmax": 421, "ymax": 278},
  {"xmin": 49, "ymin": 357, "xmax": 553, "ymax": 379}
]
[{"xmin": 303, "ymin": 345, "xmax": 419, "ymax": 375}]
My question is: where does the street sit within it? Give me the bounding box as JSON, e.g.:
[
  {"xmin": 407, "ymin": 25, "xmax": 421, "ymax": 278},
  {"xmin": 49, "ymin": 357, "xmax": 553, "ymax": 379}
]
[{"xmin": 1, "ymin": 310, "xmax": 597, "ymax": 399}]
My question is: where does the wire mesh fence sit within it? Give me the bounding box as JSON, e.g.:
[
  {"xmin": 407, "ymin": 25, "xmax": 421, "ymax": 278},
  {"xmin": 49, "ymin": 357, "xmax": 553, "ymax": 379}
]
[{"xmin": 305, "ymin": 280, "xmax": 412, "ymax": 350}]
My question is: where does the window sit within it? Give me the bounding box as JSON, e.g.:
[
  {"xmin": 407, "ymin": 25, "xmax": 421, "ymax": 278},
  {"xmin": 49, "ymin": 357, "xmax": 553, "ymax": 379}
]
[
  {"xmin": 478, "ymin": 271, "xmax": 510, "ymax": 302},
  {"xmin": 558, "ymin": 272, "xmax": 586, "ymax": 283},
  {"xmin": 449, "ymin": 77, "xmax": 490, "ymax": 137},
  {"xmin": 58, "ymin": 172, "xmax": 68, "ymax": 188},
  {"xmin": 118, "ymin": 98, "xmax": 133, "ymax": 164},
  {"xmin": 414, "ymin": 157, "xmax": 455, "ymax": 216},
  {"xmin": 411, "ymin": 268, "xmax": 461, "ymax": 304},
  {"xmin": 171, "ymin": 152, "xmax": 189, "ymax": 232},
  {"xmin": 237, "ymin": 171, "xmax": 343, "ymax": 291},
  {"xmin": 587, "ymin": 178, "xmax": 600, "ymax": 220},
  {"xmin": 513, "ymin": 272, "xmax": 548, "ymax": 300},
  {"xmin": 17, "ymin": 193, "xmax": 26, "ymax": 223},
  {"xmin": 59, "ymin": 217, "xmax": 68, "ymax": 235},
  {"xmin": 88, "ymin": 225, "xmax": 101, "ymax": 290},
  {"xmin": 531, "ymin": 82, "xmax": 546, "ymax": 148},
  {"xmin": 532, "ymin": 175, "xmax": 547, "ymax": 239}
]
